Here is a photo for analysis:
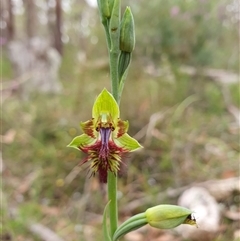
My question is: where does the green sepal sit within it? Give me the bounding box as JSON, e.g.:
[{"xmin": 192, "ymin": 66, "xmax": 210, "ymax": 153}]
[
  {"xmin": 113, "ymin": 212, "xmax": 147, "ymax": 241},
  {"xmin": 67, "ymin": 134, "xmax": 95, "ymax": 150},
  {"xmin": 103, "ymin": 201, "xmax": 111, "ymax": 241},
  {"xmin": 114, "ymin": 133, "xmax": 143, "ymax": 152},
  {"xmin": 92, "ymin": 88, "xmax": 119, "ymax": 121}
]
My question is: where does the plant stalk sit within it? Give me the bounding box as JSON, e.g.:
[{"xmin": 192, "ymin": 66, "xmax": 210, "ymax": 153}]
[
  {"xmin": 108, "ymin": 25, "xmax": 120, "ymax": 241},
  {"xmin": 107, "ymin": 171, "xmax": 118, "ymax": 238},
  {"xmin": 100, "ymin": 0, "xmax": 121, "ymax": 238}
]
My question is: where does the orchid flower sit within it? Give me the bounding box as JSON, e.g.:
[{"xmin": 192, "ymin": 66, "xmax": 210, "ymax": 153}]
[{"xmin": 68, "ymin": 88, "xmax": 142, "ymax": 183}]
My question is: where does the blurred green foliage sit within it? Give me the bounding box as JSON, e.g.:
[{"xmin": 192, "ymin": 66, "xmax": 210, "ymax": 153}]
[
  {"xmin": 2, "ymin": 0, "xmax": 239, "ymax": 240},
  {"xmin": 130, "ymin": 0, "xmax": 238, "ymax": 70},
  {"xmin": 1, "ymin": 50, "xmax": 13, "ymax": 79}
]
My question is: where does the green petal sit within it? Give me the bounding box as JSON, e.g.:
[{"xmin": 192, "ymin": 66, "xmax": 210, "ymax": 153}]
[
  {"xmin": 114, "ymin": 119, "xmax": 129, "ymax": 138},
  {"xmin": 67, "ymin": 134, "xmax": 95, "ymax": 150},
  {"xmin": 80, "ymin": 119, "xmax": 97, "ymax": 138},
  {"xmin": 114, "ymin": 133, "xmax": 143, "ymax": 152},
  {"xmin": 92, "ymin": 89, "xmax": 119, "ymax": 121}
]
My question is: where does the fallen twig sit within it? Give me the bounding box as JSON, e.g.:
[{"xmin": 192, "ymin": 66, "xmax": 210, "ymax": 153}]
[{"xmin": 29, "ymin": 223, "xmax": 66, "ymax": 241}]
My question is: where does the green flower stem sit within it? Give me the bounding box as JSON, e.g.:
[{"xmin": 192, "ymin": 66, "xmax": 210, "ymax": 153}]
[
  {"xmin": 109, "ymin": 0, "xmax": 120, "ymax": 101},
  {"xmin": 103, "ymin": 200, "xmax": 111, "ymax": 241},
  {"xmin": 107, "ymin": 0, "xmax": 120, "ymax": 238},
  {"xmin": 99, "ymin": 0, "xmax": 121, "ymax": 238},
  {"xmin": 113, "ymin": 213, "xmax": 147, "ymax": 241},
  {"xmin": 100, "ymin": 31, "xmax": 119, "ymax": 240},
  {"xmin": 109, "ymin": 50, "xmax": 120, "ymax": 101},
  {"xmin": 107, "ymin": 171, "xmax": 118, "ymax": 238},
  {"xmin": 103, "ymin": 23, "xmax": 111, "ymax": 50}
]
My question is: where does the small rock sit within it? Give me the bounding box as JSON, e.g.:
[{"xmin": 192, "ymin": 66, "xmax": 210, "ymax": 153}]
[{"xmin": 175, "ymin": 187, "xmax": 220, "ymax": 241}]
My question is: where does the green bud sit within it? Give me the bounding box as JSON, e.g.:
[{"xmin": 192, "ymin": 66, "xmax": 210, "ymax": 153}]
[
  {"xmin": 109, "ymin": 0, "xmax": 120, "ymax": 52},
  {"xmin": 108, "ymin": 0, "xmax": 114, "ymax": 14},
  {"xmin": 145, "ymin": 204, "xmax": 197, "ymax": 229},
  {"xmin": 97, "ymin": 0, "xmax": 110, "ymax": 20},
  {"xmin": 120, "ymin": 7, "xmax": 135, "ymax": 53}
]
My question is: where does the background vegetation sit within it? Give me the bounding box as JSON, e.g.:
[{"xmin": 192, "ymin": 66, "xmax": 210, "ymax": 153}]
[{"xmin": 2, "ymin": 0, "xmax": 239, "ymax": 240}]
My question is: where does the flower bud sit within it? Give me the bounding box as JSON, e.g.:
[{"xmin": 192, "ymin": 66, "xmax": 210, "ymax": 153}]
[
  {"xmin": 145, "ymin": 204, "xmax": 197, "ymax": 229},
  {"xmin": 109, "ymin": 0, "xmax": 120, "ymax": 49},
  {"xmin": 120, "ymin": 7, "xmax": 135, "ymax": 53},
  {"xmin": 108, "ymin": 0, "xmax": 114, "ymax": 14},
  {"xmin": 97, "ymin": 0, "xmax": 110, "ymax": 20}
]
